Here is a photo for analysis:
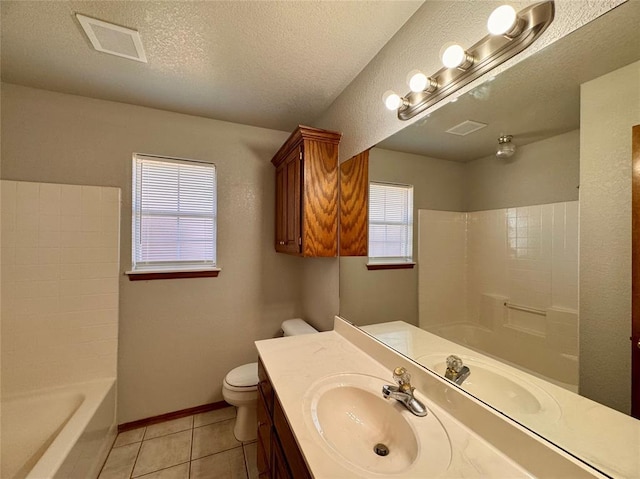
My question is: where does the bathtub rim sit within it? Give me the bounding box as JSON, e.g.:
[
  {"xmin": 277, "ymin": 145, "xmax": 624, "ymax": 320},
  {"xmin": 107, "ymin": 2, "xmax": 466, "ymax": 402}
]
[{"xmin": 2, "ymin": 377, "xmax": 117, "ymax": 479}]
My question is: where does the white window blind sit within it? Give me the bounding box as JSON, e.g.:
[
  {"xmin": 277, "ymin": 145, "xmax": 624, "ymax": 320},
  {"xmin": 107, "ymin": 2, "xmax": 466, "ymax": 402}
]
[
  {"xmin": 368, "ymin": 182, "xmax": 413, "ymax": 262},
  {"xmin": 132, "ymin": 154, "xmax": 217, "ymax": 272}
]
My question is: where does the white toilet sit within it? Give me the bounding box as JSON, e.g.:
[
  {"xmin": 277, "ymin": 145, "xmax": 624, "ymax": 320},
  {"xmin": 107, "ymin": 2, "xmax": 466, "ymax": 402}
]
[{"xmin": 222, "ymin": 318, "xmax": 318, "ymax": 441}]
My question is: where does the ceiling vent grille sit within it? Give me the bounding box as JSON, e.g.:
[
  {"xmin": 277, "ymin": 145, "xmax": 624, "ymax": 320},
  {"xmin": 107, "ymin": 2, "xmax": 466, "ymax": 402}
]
[
  {"xmin": 76, "ymin": 14, "xmax": 147, "ymax": 63},
  {"xmin": 445, "ymin": 120, "xmax": 488, "ymax": 136}
]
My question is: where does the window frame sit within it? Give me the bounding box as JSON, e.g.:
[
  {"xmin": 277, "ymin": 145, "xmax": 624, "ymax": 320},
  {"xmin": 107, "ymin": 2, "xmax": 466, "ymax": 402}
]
[
  {"xmin": 126, "ymin": 153, "xmax": 220, "ymax": 281},
  {"xmin": 367, "ymin": 181, "xmax": 415, "ymax": 271}
]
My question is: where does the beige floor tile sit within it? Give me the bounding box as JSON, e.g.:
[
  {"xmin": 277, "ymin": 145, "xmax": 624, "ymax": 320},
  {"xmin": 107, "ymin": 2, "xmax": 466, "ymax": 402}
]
[
  {"xmin": 144, "ymin": 416, "xmax": 193, "ymax": 440},
  {"xmin": 113, "ymin": 427, "xmax": 146, "ymax": 447},
  {"xmin": 98, "ymin": 442, "xmax": 141, "ymax": 479},
  {"xmin": 134, "ymin": 462, "xmax": 189, "ymax": 479},
  {"xmin": 190, "ymin": 448, "xmax": 247, "ymax": 479},
  {"xmin": 243, "ymin": 442, "xmax": 259, "ymax": 479},
  {"xmin": 193, "ymin": 407, "xmax": 236, "ymax": 427},
  {"xmin": 192, "ymin": 419, "xmax": 241, "ymax": 459},
  {"xmin": 132, "ymin": 430, "xmax": 192, "ymax": 477}
]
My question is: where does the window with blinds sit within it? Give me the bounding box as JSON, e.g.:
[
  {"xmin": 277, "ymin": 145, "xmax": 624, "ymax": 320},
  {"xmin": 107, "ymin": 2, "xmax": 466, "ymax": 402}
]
[
  {"xmin": 368, "ymin": 182, "xmax": 413, "ymax": 263},
  {"xmin": 131, "ymin": 154, "xmax": 217, "ymax": 272}
]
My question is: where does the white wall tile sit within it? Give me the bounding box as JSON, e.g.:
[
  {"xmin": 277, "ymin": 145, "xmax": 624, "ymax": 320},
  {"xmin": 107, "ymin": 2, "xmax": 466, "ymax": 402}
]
[
  {"xmin": 1, "ymin": 180, "xmax": 121, "ymax": 395},
  {"xmin": 60, "ymin": 215, "xmax": 82, "ymax": 232},
  {"xmin": 419, "ymin": 201, "xmax": 579, "ymax": 368},
  {"xmin": 81, "ymin": 186, "xmax": 101, "ymax": 217},
  {"xmin": 81, "ymin": 214, "xmax": 101, "ymax": 232},
  {"xmin": 39, "ymin": 229, "xmax": 61, "ymax": 248},
  {"xmin": 16, "ymin": 182, "xmax": 39, "ymax": 218},
  {"xmin": 39, "ymin": 183, "xmax": 61, "ymax": 216},
  {"xmin": 100, "ymin": 214, "xmax": 120, "ymax": 233},
  {"xmin": 15, "ymin": 247, "xmax": 39, "ymax": 265},
  {"xmin": 16, "ymin": 213, "xmax": 38, "ymax": 232},
  {"xmin": 60, "ymin": 185, "xmax": 83, "ymax": 216},
  {"xmin": 2, "ymin": 181, "xmax": 17, "ymax": 231}
]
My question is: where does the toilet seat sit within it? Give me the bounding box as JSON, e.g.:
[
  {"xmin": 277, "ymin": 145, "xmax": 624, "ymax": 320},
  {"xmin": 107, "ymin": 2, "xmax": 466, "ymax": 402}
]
[{"xmin": 224, "ymin": 362, "xmax": 258, "ymax": 392}]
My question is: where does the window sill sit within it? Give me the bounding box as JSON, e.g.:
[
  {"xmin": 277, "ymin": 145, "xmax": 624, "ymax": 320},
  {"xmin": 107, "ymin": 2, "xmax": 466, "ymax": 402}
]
[
  {"xmin": 126, "ymin": 268, "xmax": 221, "ymax": 281},
  {"xmin": 366, "ymin": 262, "xmax": 415, "ymax": 271}
]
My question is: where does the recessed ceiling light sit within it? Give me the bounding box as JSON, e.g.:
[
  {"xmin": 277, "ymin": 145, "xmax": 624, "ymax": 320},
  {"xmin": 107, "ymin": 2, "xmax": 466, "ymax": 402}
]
[
  {"xmin": 445, "ymin": 120, "xmax": 488, "ymax": 136},
  {"xmin": 76, "ymin": 13, "xmax": 147, "ymax": 63}
]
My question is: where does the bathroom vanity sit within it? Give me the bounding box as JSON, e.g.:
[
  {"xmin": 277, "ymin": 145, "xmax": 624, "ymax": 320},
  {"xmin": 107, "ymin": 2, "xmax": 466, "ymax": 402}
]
[
  {"xmin": 257, "ymin": 358, "xmax": 311, "ymax": 478},
  {"xmin": 255, "ymin": 317, "xmax": 605, "ymax": 478}
]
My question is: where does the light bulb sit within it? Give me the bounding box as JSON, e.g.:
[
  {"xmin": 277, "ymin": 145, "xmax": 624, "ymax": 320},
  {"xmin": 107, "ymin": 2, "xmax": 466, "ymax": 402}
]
[
  {"xmin": 441, "ymin": 43, "xmax": 473, "ymax": 69},
  {"xmin": 382, "ymin": 90, "xmax": 403, "ymax": 110},
  {"xmin": 407, "ymin": 70, "xmax": 428, "ymax": 92},
  {"xmin": 441, "ymin": 44, "xmax": 465, "ymax": 68},
  {"xmin": 496, "ymin": 135, "xmax": 516, "ymax": 159},
  {"xmin": 406, "ymin": 70, "xmax": 438, "ymax": 93},
  {"xmin": 487, "ymin": 5, "xmax": 518, "ymax": 35}
]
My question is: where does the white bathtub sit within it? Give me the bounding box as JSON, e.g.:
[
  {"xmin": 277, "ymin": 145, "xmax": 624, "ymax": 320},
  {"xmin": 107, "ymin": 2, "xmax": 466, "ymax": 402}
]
[
  {"xmin": 1, "ymin": 378, "xmax": 117, "ymax": 479},
  {"xmin": 430, "ymin": 322, "xmax": 578, "ymax": 388}
]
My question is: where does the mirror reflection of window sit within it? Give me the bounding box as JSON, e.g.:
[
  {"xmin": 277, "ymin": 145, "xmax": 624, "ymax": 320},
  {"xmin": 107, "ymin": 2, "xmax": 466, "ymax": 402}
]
[{"xmin": 368, "ymin": 182, "xmax": 414, "ymax": 263}]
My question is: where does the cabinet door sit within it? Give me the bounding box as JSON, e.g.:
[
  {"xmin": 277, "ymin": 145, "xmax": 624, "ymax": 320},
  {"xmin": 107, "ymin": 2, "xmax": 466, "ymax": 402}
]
[
  {"xmin": 284, "ymin": 148, "xmax": 302, "ymax": 254},
  {"xmin": 274, "ymin": 397, "xmax": 312, "ymax": 479},
  {"xmin": 271, "ymin": 435, "xmax": 292, "ymax": 479},
  {"xmin": 257, "ymin": 390, "xmax": 271, "ymax": 477},
  {"xmin": 275, "ymin": 166, "xmax": 286, "ymax": 252}
]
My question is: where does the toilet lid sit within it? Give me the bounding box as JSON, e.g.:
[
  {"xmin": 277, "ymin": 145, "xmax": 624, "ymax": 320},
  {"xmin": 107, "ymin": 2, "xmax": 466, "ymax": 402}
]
[{"xmin": 225, "ymin": 362, "xmax": 258, "ymax": 388}]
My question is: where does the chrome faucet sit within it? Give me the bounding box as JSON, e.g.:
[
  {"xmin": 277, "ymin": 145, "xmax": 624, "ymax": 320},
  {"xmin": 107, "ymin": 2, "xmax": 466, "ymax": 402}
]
[
  {"xmin": 382, "ymin": 367, "xmax": 428, "ymax": 417},
  {"xmin": 445, "ymin": 355, "xmax": 471, "ymax": 385}
]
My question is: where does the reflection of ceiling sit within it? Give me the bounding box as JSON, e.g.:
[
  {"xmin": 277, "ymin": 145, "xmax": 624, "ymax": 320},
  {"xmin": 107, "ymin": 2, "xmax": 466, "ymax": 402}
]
[
  {"xmin": 377, "ymin": 1, "xmax": 640, "ymax": 163},
  {"xmin": 0, "ymin": 1, "xmax": 422, "ymax": 132}
]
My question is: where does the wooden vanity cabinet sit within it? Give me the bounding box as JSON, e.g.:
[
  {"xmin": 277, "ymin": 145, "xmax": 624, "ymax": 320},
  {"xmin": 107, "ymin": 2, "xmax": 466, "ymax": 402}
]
[
  {"xmin": 257, "ymin": 358, "xmax": 311, "ymax": 479},
  {"xmin": 272, "ymin": 125, "xmax": 342, "ymax": 257}
]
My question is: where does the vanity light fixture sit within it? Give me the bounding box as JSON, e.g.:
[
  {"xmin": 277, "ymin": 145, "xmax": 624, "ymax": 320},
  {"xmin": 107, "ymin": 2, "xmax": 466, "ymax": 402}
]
[
  {"xmin": 496, "ymin": 135, "xmax": 516, "ymax": 159},
  {"xmin": 385, "ymin": 1, "xmax": 554, "ymax": 121}
]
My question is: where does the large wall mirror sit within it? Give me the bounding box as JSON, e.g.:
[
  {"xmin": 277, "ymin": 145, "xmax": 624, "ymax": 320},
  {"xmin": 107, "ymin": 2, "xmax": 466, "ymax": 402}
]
[{"xmin": 339, "ymin": 2, "xmax": 639, "ymax": 477}]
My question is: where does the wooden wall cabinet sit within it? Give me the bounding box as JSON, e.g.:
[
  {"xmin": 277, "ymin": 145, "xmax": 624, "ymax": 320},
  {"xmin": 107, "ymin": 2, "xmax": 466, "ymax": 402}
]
[
  {"xmin": 257, "ymin": 358, "xmax": 311, "ymax": 479},
  {"xmin": 272, "ymin": 125, "xmax": 342, "ymax": 257},
  {"xmin": 339, "ymin": 149, "xmax": 369, "ymax": 256}
]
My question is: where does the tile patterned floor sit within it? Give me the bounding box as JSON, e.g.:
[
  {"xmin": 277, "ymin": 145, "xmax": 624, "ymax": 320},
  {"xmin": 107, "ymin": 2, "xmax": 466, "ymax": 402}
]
[{"xmin": 99, "ymin": 407, "xmax": 258, "ymax": 479}]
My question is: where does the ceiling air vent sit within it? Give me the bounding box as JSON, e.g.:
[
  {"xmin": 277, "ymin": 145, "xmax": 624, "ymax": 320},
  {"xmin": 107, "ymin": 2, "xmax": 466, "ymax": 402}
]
[
  {"xmin": 76, "ymin": 13, "xmax": 147, "ymax": 63},
  {"xmin": 445, "ymin": 120, "xmax": 488, "ymax": 136}
]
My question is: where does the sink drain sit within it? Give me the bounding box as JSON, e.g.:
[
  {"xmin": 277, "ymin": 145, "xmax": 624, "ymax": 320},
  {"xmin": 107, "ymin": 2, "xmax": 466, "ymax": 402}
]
[{"xmin": 373, "ymin": 443, "xmax": 389, "ymax": 457}]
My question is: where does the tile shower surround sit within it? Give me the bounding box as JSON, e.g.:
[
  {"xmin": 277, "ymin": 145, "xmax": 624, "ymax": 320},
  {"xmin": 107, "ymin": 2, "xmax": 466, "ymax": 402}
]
[
  {"xmin": 1, "ymin": 180, "xmax": 120, "ymax": 394},
  {"xmin": 419, "ymin": 202, "xmax": 579, "ymax": 351}
]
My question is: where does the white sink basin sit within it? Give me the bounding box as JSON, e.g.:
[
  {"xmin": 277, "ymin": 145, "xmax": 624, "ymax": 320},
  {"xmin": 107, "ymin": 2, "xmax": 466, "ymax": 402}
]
[
  {"xmin": 417, "ymin": 354, "xmax": 560, "ymax": 420},
  {"xmin": 303, "ymin": 373, "xmax": 451, "ymax": 477}
]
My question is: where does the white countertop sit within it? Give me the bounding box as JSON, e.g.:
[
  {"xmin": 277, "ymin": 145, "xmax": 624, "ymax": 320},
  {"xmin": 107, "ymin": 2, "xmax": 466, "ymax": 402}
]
[{"xmin": 256, "ymin": 322, "xmax": 604, "ymax": 478}]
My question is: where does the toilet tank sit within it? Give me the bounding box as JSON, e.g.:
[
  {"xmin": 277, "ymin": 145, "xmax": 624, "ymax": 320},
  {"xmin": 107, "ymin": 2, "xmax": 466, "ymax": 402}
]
[{"xmin": 281, "ymin": 318, "xmax": 318, "ymax": 336}]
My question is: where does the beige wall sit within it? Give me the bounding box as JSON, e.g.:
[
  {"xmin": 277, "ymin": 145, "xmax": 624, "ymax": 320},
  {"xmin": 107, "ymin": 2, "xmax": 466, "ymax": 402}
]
[
  {"xmin": 1, "ymin": 83, "xmax": 304, "ymax": 423},
  {"xmin": 339, "ymin": 148, "xmax": 465, "ymax": 326},
  {"xmin": 580, "ymin": 60, "xmax": 640, "ymax": 414},
  {"xmin": 464, "ymin": 130, "xmax": 580, "ymax": 212}
]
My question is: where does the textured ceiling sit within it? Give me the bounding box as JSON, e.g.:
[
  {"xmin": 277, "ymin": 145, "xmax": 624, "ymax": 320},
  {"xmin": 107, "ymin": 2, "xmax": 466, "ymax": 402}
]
[
  {"xmin": 377, "ymin": 1, "xmax": 640, "ymax": 162},
  {"xmin": 0, "ymin": 1, "xmax": 423, "ymax": 132}
]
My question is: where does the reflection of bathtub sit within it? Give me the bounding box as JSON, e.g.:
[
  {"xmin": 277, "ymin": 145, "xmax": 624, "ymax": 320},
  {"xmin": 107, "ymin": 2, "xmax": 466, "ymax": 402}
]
[
  {"xmin": 1, "ymin": 379, "xmax": 116, "ymax": 479},
  {"xmin": 428, "ymin": 322, "xmax": 578, "ymax": 388}
]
